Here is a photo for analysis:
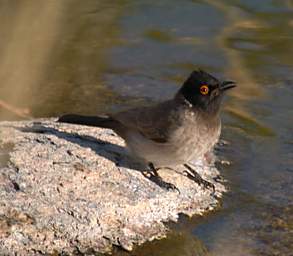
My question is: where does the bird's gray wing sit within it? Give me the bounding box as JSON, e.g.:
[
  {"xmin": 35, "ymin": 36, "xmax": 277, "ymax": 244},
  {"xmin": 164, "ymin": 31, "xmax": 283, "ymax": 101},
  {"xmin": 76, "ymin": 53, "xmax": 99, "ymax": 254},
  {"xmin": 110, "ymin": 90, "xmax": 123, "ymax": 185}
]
[{"xmin": 111, "ymin": 100, "xmax": 178, "ymax": 143}]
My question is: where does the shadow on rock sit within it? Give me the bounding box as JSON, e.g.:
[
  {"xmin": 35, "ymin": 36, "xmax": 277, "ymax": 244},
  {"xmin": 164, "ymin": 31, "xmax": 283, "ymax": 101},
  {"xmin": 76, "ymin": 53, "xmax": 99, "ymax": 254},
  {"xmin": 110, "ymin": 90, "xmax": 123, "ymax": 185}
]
[{"xmin": 17, "ymin": 122, "xmax": 145, "ymax": 171}]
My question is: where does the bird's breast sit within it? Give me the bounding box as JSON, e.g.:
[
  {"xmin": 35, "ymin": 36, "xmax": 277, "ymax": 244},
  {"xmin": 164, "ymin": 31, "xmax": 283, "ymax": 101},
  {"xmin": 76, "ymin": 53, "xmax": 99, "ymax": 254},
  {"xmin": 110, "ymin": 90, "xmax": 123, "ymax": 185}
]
[{"xmin": 169, "ymin": 110, "xmax": 221, "ymax": 162}]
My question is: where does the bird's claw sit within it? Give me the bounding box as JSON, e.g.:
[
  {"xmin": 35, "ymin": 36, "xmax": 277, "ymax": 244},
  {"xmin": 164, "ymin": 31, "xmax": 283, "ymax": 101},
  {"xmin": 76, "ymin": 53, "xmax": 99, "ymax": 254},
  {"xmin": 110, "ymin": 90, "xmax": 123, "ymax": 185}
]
[
  {"xmin": 146, "ymin": 163, "xmax": 180, "ymax": 192},
  {"xmin": 183, "ymin": 170, "xmax": 215, "ymax": 193},
  {"xmin": 149, "ymin": 175, "xmax": 179, "ymax": 192},
  {"xmin": 201, "ymin": 179, "xmax": 215, "ymax": 192}
]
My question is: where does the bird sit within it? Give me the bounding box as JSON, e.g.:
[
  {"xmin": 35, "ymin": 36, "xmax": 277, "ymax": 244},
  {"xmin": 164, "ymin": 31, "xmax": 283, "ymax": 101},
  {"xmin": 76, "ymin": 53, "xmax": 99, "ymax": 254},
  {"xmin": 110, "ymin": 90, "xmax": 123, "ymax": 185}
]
[{"xmin": 58, "ymin": 70, "xmax": 236, "ymax": 191}]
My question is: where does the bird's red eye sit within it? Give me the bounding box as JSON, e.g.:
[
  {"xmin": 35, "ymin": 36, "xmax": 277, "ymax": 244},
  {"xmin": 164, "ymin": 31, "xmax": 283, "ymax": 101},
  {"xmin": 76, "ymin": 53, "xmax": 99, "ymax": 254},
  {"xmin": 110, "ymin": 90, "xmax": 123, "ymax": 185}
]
[{"xmin": 200, "ymin": 85, "xmax": 209, "ymax": 95}]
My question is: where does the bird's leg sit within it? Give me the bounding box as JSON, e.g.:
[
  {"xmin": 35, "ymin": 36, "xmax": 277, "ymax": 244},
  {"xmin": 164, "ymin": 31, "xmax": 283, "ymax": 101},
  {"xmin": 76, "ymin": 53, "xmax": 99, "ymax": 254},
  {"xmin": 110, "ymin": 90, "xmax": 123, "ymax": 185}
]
[
  {"xmin": 183, "ymin": 163, "xmax": 215, "ymax": 192},
  {"xmin": 146, "ymin": 163, "xmax": 179, "ymax": 192}
]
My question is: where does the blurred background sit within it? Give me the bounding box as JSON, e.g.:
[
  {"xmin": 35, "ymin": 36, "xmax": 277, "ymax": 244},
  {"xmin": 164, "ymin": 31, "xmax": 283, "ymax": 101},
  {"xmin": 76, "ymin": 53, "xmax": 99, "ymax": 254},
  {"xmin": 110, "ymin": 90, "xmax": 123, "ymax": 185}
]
[{"xmin": 0, "ymin": 0, "xmax": 292, "ymax": 255}]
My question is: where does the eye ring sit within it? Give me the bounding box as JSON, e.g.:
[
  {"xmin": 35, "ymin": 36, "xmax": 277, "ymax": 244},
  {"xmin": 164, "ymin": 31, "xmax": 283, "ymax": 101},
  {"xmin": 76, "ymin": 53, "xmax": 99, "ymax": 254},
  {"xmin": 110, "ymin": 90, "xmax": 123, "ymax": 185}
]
[{"xmin": 200, "ymin": 85, "xmax": 209, "ymax": 95}]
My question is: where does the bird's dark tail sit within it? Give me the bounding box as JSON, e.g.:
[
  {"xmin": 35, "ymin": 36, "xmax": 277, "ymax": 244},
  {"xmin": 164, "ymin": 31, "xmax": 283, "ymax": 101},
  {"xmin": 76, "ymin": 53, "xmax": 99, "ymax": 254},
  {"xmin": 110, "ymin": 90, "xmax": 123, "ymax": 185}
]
[{"xmin": 58, "ymin": 114, "xmax": 118, "ymax": 129}]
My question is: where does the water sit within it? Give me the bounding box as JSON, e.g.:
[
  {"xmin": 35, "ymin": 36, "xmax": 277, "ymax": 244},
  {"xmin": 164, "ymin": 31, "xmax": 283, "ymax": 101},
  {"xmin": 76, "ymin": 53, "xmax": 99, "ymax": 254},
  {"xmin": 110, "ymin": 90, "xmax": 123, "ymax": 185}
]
[{"xmin": 0, "ymin": 0, "xmax": 292, "ymax": 255}]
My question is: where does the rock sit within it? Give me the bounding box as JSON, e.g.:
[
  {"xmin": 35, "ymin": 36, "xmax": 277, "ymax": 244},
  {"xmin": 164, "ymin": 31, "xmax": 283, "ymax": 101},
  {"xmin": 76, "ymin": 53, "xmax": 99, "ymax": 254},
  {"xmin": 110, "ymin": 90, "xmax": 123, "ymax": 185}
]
[{"xmin": 0, "ymin": 119, "xmax": 226, "ymax": 255}]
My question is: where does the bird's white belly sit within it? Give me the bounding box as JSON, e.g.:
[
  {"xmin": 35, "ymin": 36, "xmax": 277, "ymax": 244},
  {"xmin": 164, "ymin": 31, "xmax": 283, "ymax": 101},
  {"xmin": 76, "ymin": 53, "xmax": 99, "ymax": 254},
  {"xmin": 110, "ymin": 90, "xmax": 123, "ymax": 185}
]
[
  {"xmin": 125, "ymin": 121, "xmax": 220, "ymax": 167},
  {"xmin": 127, "ymin": 135, "xmax": 183, "ymax": 166}
]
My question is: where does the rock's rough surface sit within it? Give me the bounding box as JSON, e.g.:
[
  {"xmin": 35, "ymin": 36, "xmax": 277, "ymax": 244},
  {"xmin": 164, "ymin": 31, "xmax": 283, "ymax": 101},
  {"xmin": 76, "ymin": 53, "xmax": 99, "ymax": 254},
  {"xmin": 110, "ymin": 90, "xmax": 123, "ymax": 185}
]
[{"xmin": 0, "ymin": 119, "xmax": 225, "ymax": 255}]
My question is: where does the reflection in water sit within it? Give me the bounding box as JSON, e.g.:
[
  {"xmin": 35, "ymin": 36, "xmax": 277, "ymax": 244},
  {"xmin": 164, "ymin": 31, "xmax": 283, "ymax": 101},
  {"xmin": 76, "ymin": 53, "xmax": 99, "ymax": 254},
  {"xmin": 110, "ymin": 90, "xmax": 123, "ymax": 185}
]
[
  {"xmin": 113, "ymin": 231, "xmax": 210, "ymax": 256},
  {"xmin": 206, "ymin": 0, "xmax": 265, "ymax": 99},
  {"xmin": 224, "ymin": 107, "xmax": 275, "ymax": 137},
  {"xmin": 0, "ymin": 1, "xmax": 63, "ymax": 120},
  {"xmin": 144, "ymin": 29, "xmax": 175, "ymax": 43},
  {"xmin": 0, "ymin": 0, "xmax": 128, "ymax": 120},
  {"xmin": 0, "ymin": 0, "xmax": 292, "ymax": 255}
]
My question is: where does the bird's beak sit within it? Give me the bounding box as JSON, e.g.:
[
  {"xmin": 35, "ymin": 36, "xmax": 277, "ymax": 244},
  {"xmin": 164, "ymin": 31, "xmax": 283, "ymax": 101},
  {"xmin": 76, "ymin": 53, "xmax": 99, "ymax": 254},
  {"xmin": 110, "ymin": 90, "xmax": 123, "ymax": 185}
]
[{"xmin": 220, "ymin": 80, "xmax": 237, "ymax": 91}]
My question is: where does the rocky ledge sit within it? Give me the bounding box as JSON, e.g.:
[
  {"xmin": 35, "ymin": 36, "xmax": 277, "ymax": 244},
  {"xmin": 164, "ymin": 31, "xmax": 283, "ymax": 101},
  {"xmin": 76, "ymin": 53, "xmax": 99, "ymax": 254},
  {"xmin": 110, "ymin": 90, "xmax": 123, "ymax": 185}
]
[{"xmin": 0, "ymin": 119, "xmax": 226, "ymax": 255}]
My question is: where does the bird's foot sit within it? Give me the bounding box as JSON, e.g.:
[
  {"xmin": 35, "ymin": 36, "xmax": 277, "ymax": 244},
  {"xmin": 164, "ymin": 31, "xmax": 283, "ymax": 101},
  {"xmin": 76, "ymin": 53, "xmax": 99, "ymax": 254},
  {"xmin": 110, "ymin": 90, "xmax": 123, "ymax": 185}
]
[
  {"xmin": 145, "ymin": 163, "xmax": 179, "ymax": 192},
  {"xmin": 183, "ymin": 164, "xmax": 215, "ymax": 192},
  {"xmin": 148, "ymin": 174, "xmax": 178, "ymax": 191}
]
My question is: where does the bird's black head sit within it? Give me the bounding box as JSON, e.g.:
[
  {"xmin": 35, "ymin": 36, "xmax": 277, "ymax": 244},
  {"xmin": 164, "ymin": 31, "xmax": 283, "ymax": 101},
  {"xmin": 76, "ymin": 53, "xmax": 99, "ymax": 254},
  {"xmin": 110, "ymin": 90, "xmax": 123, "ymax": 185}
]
[{"xmin": 178, "ymin": 70, "xmax": 236, "ymax": 114}]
